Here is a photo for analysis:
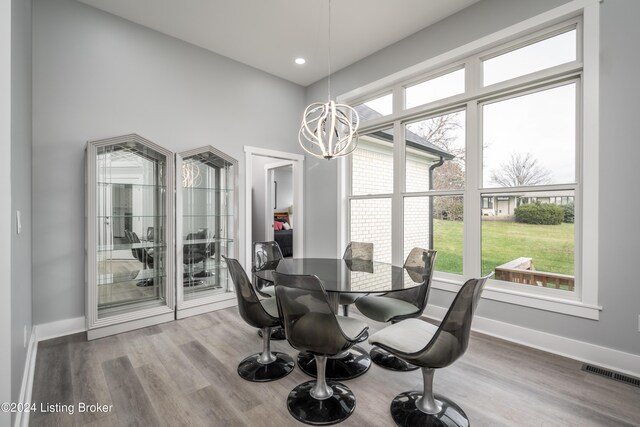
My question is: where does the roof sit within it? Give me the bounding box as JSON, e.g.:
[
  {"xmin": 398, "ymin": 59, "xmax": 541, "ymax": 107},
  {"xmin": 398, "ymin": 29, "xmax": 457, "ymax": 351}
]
[{"xmin": 355, "ymin": 104, "xmax": 454, "ymax": 160}]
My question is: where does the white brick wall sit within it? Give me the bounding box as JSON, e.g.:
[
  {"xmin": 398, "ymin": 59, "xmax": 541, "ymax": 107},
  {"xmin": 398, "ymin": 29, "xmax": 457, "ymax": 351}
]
[{"xmin": 351, "ymin": 143, "xmax": 433, "ymax": 265}]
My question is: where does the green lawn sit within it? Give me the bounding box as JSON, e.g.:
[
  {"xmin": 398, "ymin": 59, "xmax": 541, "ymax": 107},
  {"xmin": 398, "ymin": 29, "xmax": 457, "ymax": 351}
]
[{"xmin": 433, "ymin": 219, "xmax": 574, "ymax": 276}]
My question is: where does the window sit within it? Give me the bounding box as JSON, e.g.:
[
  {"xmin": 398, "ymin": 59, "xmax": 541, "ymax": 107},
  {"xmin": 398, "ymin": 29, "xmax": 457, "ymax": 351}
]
[
  {"xmin": 405, "ymin": 111, "xmax": 466, "ymax": 192},
  {"xmin": 353, "ymin": 93, "xmax": 393, "ymax": 123},
  {"xmin": 482, "ymin": 197, "xmax": 493, "ymax": 209},
  {"xmin": 482, "ymin": 28, "xmax": 577, "ymax": 86},
  {"xmin": 343, "ymin": 15, "xmax": 596, "ymax": 313},
  {"xmin": 349, "ymin": 127, "xmax": 395, "ymax": 262},
  {"xmin": 405, "ymin": 68, "xmax": 465, "ymax": 109},
  {"xmin": 482, "ymin": 83, "xmax": 576, "ymax": 188}
]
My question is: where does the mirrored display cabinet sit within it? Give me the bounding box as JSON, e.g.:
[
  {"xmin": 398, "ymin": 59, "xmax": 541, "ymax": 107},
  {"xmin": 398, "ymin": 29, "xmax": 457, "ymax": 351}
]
[
  {"xmin": 86, "ymin": 134, "xmax": 175, "ymax": 340},
  {"xmin": 176, "ymin": 147, "xmax": 238, "ymax": 318}
]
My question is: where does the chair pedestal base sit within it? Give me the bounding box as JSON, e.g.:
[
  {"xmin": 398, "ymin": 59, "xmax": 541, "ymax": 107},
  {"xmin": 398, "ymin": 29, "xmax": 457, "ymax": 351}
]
[
  {"xmin": 237, "ymin": 352, "xmax": 294, "ymax": 382},
  {"xmin": 390, "ymin": 391, "xmax": 469, "ymax": 427},
  {"xmin": 297, "ymin": 346, "xmax": 371, "ymax": 380},
  {"xmin": 370, "ymin": 346, "xmax": 419, "ymax": 371},
  {"xmin": 287, "ymin": 380, "xmax": 356, "ymax": 425},
  {"xmin": 257, "ymin": 326, "xmax": 286, "ymax": 341}
]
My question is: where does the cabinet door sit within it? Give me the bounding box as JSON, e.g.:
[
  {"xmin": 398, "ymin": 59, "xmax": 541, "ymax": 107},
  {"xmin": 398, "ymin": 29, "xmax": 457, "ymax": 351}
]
[
  {"xmin": 86, "ymin": 134, "xmax": 175, "ymax": 339},
  {"xmin": 176, "ymin": 147, "xmax": 238, "ymax": 317}
]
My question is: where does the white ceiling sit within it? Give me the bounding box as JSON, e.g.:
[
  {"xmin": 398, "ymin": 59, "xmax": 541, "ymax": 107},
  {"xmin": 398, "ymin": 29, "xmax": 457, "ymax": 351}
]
[{"xmin": 77, "ymin": 0, "xmax": 481, "ymax": 87}]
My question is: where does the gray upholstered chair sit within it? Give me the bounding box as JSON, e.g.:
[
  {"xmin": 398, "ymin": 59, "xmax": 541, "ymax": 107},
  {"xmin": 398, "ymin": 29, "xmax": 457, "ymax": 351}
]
[
  {"xmin": 273, "ymin": 272, "xmax": 368, "ymax": 425},
  {"xmin": 355, "ymin": 247, "xmax": 437, "ymax": 371},
  {"xmin": 368, "ymin": 274, "xmax": 492, "ymax": 427},
  {"xmin": 339, "ymin": 241, "xmax": 373, "ymax": 317},
  {"xmin": 252, "ymin": 241, "xmax": 286, "ymax": 340},
  {"xmin": 224, "ymin": 257, "xmax": 294, "ymax": 382}
]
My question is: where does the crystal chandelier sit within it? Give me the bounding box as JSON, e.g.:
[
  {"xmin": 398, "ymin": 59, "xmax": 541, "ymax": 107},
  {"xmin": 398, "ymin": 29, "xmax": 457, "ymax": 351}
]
[{"xmin": 298, "ymin": 0, "xmax": 359, "ymax": 160}]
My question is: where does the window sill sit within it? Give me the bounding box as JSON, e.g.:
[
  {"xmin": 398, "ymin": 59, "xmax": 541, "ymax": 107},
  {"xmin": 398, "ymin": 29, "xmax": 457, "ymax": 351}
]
[{"xmin": 432, "ymin": 276, "xmax": 601, "ymax": 320}]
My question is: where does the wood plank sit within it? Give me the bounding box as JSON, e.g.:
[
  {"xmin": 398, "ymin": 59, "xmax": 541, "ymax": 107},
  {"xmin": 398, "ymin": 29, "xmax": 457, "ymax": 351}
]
[
  {"xmin": 68, "ymin": 334, "xmax": 114, "ymax": 427},
  {"xmin": 179, "ymin": 340, "xmax": 261, "ymax": 413},
  {"xmin": 146, "ymin": 332, "xmax": 210, "ymax": 394},
  {"xmin": 30, "ymin": 336, "xmax": 75, "ymax": 427},
  {"xmin": 101, "ymin": 356, "xmax": 161, "ymax": 427}
]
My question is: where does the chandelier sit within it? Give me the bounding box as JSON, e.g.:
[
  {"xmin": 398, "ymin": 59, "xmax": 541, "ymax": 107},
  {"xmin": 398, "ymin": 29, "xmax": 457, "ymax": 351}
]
[{"xmin": 298, "ymin": 0, "xmax": 359, "ymax": 160}]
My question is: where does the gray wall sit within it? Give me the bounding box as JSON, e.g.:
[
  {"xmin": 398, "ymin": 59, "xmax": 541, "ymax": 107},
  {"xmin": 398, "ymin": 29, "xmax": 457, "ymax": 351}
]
[
  {"xmin": 11, "ymin": 0, "xmax": 32, "ymax": 421},
  {"xmin": 1, "ymin": 1, "xmax": 12, "ymax": 424},
  {"xmin": 304, "ymin": 0, "xmax": 640, "ymax": 356},
  {"xmin": 251, "ymin": 156, "xmax": 273, "ymax": 243},
  {"xmin": 32, "ymin": 0, "xmax": 305, "ymax": 324}
]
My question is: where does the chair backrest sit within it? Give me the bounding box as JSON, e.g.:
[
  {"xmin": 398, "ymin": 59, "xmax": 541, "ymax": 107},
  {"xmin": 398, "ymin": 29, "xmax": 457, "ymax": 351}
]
[
  {"xmin": 253, "ymin": 241, "xmax": 284, "ymax": 271},
  {"xmin": 273, "ymin": 272, "xmax": 351, "ymax": 356},
  {"xmin": 184, "ymin": 231, "xmax": 208, "ymax": 263},
  {"xmin": 124, "ymin": 230, "xmax": 138, "ymax": 261},
  {"xmin": 385, "ymin": 248, "xmax": 437, "ymax": 319},
  {"xmin": 413, "ymin": 273, "xmax": 492, "ymax": 368},
  {"xmin": 224, "ymin": 256, "xmax": 278, "ymax": 329},
  {"xmin": 342, "ymin": 242, "xmax": 374, "ymax": 261}
]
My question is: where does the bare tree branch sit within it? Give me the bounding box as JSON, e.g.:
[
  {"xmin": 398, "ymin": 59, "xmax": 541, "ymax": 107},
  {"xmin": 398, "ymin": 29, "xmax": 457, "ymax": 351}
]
[{"xmin": 490, "ymin": 152, "xmax": 552, "ymax": 187}]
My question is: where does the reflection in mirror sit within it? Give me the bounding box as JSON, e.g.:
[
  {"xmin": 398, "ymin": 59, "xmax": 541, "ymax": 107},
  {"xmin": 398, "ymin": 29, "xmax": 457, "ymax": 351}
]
[
  {"xmin": 95, "ymin": 142, "xmax": 167, "ymax": 318},
  {"xmin": 181, "ymin": 152, "xmax": 235, "ymax": 301}
]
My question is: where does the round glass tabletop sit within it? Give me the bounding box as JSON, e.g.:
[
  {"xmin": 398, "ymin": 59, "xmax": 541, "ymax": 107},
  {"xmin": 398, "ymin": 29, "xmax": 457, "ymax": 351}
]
[{"xmin": 253, "ymin": 258, "xmax": 421, "ymax": 293}]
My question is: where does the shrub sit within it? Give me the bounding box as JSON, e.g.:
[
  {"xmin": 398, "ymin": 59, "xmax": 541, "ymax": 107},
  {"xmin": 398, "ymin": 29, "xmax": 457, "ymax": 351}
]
[
  {"xmin": 514, "ymin": 202, "xmax": 564, "ymax": 225},
  {"xmin": 563, "ymin": 203, "xmax": 575, "ymax": 223}
]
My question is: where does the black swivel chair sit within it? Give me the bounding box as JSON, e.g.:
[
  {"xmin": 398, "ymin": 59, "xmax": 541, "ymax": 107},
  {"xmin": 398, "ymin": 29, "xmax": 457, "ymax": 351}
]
[
  {"xmin": 339, "ymin": 241, "xmax": 373, "ymax": 317},
  {"xmin": 368, "ymin": 274, "xmax": 492, "ymax": 427},
  {"xmin": 183, "ymin": 230, "xmax": 210, "ymax": 287},
  {"xmin": 125, "ymin": 230, "xmax": 154, "ymax": 287},
  {"xmin": 355, "ymin": 247, "xmax": 437, "ymax": 371},
  {"xmin": 224, "ymin": 256, "xmax": 294, "ymax": 382},
  {"xmin": 273, "ymin": 272, "xmax": 368, "ymax": 425},
  {"xmin": 252, "ymin": 241, "xmax": 286, "ymax": 340}
]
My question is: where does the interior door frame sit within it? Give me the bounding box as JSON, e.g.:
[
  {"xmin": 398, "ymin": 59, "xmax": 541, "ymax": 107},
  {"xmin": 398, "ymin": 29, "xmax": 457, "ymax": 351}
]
[
  {"xmin": 244, "ymin": 146, "xmax": 304, "ymax": 269},
  {"xmin": 264, "ymin": 160, "xmax": 294, "ymax": 242}
]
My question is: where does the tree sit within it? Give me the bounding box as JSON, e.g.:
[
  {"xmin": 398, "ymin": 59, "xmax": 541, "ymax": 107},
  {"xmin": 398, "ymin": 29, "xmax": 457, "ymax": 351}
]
[
  {"xmin": 409, "ymin": 113, "xmax": 466, "ymax": 220},
  {"xmin": 490, "ymin": 152, "xmax": 551, "ymax": 187}
]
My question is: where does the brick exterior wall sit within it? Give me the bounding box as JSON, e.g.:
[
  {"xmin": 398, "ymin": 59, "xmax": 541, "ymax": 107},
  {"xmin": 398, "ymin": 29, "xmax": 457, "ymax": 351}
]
[{"xmin": 351, "ymin": 142, "xmax": 433, "ymax": 265}]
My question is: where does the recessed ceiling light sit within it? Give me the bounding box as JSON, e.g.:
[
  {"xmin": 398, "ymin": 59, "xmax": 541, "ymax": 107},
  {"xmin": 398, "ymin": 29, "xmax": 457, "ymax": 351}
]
[{"xmin": 295, "ymin": 58, "xmax": 306, "ymax": 65}]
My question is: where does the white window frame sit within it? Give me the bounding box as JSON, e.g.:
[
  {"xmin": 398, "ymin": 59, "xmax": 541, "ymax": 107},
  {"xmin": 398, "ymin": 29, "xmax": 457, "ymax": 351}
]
[{"xmin": 337, "ymin": 0, "xmax": 601, "ymax": 320}]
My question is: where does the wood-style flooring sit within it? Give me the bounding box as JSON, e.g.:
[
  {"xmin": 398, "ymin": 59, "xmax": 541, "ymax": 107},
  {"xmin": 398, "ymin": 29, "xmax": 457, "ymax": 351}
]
[{"xmin": 30, "ymin": 308, "xmax": 640, "ymax": 427}]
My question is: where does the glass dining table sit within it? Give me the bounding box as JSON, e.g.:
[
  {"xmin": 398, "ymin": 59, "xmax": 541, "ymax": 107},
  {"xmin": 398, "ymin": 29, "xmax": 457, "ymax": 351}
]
[{"xmin": 254, "ymin": 257, "xmax": 422, "ymax": 380}]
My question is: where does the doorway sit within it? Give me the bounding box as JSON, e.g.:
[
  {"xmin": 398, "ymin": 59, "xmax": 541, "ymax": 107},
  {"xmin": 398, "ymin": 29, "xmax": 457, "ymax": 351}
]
[{"xmin": 244, "ymin": 147, "xmax": 304, "ymax": 269}]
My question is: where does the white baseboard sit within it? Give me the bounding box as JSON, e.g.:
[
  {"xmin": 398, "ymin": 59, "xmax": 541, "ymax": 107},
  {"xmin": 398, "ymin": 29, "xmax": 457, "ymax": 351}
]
[
  {"xmin": 423, "ymin": 304, "xmax": 640, "ymax": 378},
  {"xmin": 35, "ymin": 317, "xmax": 86, "ymax": 342},
  {"xmin": 14, "ymin": 327, "xmax": 37, "ymax": 427}
]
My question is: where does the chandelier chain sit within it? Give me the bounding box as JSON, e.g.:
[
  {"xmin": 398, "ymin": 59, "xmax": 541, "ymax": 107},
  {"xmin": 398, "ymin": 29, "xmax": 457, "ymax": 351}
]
[{"xmin": 327, "ymin": 0, "xmax": 332, "ymax": 101}]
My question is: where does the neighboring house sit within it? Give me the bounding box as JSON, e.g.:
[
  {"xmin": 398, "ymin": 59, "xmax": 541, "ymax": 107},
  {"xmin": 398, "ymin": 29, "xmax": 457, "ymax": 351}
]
[
  {"xmin": 482, "ymin": 190, "xmax": 575, "ymax": 217},
  {"xmin": 350, "ymin": 105, "xmax": 455, "ymax": 262}
]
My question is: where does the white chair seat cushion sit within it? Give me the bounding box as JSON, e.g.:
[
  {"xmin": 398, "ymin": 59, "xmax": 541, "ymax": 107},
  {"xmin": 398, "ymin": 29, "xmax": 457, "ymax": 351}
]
[
  {"xmin": 259, "ymin": 296, "xmax": 279, "ymax": 318},
  {"xmin": 336, "ymin": 315, "xmax": 368, "ymax": 340},
  {"xmin": 355, "ymin": 295, "xmax": 419, "ymax": 322},
  {"xmin": 369, "ymin": 318, "xmax": 438, "ymax": 354}
]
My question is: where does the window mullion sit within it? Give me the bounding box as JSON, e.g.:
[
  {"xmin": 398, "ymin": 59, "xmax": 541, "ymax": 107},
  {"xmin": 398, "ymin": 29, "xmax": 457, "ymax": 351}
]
[
  {"xmin": 464, "ymin": 99, "xmax": 481, "ymax": 279},
  {"xmin": 392, "ymin": 120, "xmax": 405, "ymax": 266}
]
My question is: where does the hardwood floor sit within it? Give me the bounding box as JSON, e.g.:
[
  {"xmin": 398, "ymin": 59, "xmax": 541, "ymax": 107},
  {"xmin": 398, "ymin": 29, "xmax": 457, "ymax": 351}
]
[{"xmin": 30, "ymin": 308, "xmax": 640, "ymax": 427}]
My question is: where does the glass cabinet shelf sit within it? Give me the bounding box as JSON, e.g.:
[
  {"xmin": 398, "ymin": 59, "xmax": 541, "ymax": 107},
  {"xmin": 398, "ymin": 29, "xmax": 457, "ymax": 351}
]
[
  {"xmin": 97, "ymin": 215, "xmax": 167, "ymax": 219},
  {"xmin": 183, "ymin": 214, "xmax": 234, "ymax": 218},
  {"xmin": 183, "ymin": 187, "xmax": 233, "ymax": 192},
  {"xmin": 97, "ymin": 269, "xmax": 166, "ymax": 286},
  {"xmin": 97, "ymin": 182, "xmax": 167, "ymax": 189},
  {"xmin": 97, "ymin": 242, "xmax": 166, "ymax": 252},
  {"xmin": 182, "ymin": 237, "xmax": 234, "ymax": 245}
]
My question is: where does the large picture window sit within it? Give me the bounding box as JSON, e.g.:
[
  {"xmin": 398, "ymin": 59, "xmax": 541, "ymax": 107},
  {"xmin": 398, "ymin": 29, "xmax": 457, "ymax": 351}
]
[{"xmin": 343, "ymin": 16, "xmax": 593, "ymax": 308}]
